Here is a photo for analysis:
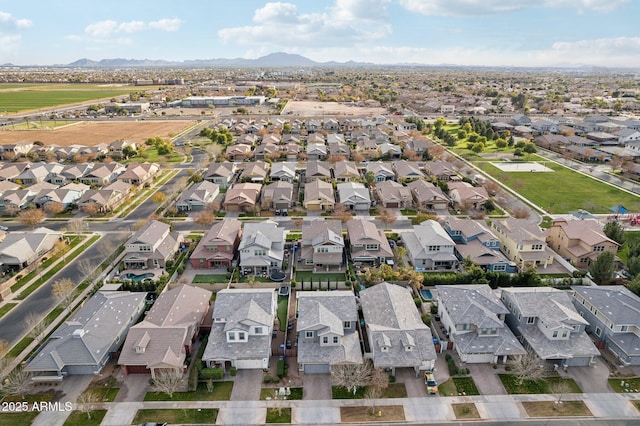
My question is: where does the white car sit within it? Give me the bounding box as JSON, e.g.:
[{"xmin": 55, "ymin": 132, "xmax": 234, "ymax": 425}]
[{"xmin": 0, "ymin": 225, "xmax": 8, "ymax": 231}]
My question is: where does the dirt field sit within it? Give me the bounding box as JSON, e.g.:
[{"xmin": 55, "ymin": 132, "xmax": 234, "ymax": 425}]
[
  {"xmin": 283, "ymin": 100, "xmax": 386, "ymax": 117},
  {"xmin": 0, "ymin": 120, "xmax": 195, "ymax": 146}
]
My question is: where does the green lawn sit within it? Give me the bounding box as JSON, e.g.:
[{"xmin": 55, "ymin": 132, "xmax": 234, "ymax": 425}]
[
  {"xmin": 0, "ymin": 412, "xmax": 39, "ymax": 425},
  {"xmin": 133, "ymin": 408, "xmax": 218, "ymax": 425},
  {"xmin": 0, "ymin": 302, "xmax": 17, "ymax": 319},
  {"xmin": 0, "ymin": 84, "xmax": 134, "ymax": 112},
  {"xmin": 499, "ymin": 375, "xmax": 582, "ymax": 394},
  {"xmin": 83, "ymin": 386, "xmax": 120, "ymax": 402},
  {"xmin": 192, "ymin": 274, "xmax": 229, "ymax": 283},
  {"xmin": 608, "ymin": 377, "xmax": 640, "ymax": 392},
  {"xmin": 617, "ymin": 231, "xmax": 640, "ymax": 264},
  {"xmin": 383, "ymin": 383, "xmax": 408, "ymax": 398},
  {"xmin": 144, "ymin": 381, "xmax": 233, "ymax": 401},
  {"xmin": 332, "ymin": 385, "xmax": 365, "ymax": 399},
  {"xmin": 127, "ymin": 147, "xmax": 183, "ymax": 163},
  {"xmin": 277, "ymin": 296, "xmax": 289, "ymax": 332},
  {"xmin": 266, "ymin": 407, "xmax": 292, "ymax": 423},
  {"xmin": 438, "ymin": 377, "xmax": 480, "ymax": 396},
  {"xmin": 261, "ymin": 387, "xmax": 303, "ymax": 400},
  {"xmin": 477, "ymin": 161, "xmax": 640, "ymax": 214},
  {"xmin": 63, "ymin": 410, "xmax": 107, "ymax": 426}
]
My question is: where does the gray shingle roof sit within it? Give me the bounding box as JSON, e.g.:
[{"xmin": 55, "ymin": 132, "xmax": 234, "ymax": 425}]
[{"xmin": 572, "ymin": 286, "xmax": 640, "ymax": 325}]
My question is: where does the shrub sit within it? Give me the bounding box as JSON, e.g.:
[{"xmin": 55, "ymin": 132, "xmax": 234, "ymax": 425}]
[
  {"xmin": 277, "ymin": 359, "xmax": 287, "ymax": 377},
  {"xmin": 421, "ymin": 313, "xmax": 431, "ymax": 326},
  {"xmin": 188, "ymin": 364, "xmax": 199, "ymax": 391},
  {"xmin": 413, "ymin": 296, "xmax": 422, "ymax": 307},
  {"xmin": 199, "ymin": 368, "xmax": 224, "ymax": 380},
  {"xmin": 389, "ymin": 375, "xmax": 396, "ymax": 383},
  {"xmin": 430, "ymin": 304, "xmax": 438, "ymax": 315},
  {"xmin": 272, "ymin": 376, "xmax": 280, "ymax": 383},
  {"xmin": 230, "ymin": 367, "xmax": 237, "ymax": 377},
  {"xmin": 264, "ymin": 375, "xmax": 271, "ymax": 383}
]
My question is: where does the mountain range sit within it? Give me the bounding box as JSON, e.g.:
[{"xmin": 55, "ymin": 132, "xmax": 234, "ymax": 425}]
[{"xmin": 64, "ymin": 52, "xmax": 373, "ymax": 68}]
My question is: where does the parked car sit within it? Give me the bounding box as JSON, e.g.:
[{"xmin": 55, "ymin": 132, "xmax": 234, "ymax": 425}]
[
  {"xmin": 286, "ymin": 340, "xmax": 292, "ymax": 349},
  {"xmin": 424, "ymin": 371, "xmax": 438, "ymax": 394},
  {"xmin": 0, "ymin": 225, "xmax": 8, "ymax": 231}
]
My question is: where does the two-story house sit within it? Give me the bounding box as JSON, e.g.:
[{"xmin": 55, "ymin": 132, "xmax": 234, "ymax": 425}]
[
  {"xmin": 203, "ymin": 289, "xmax": 276, "ymax": 371},
  {"xmin": 491, "ymin": 217, "xmax": 554, "ymax": 270},
  {"xmin": 444, "ymin": 218, "xmax": 517, "ymax": 273},
  {"xmin": 572, "ymin": 286, "xmax": 640, "ymax": 365},
  {"xmin": 121, "ymin": 220, "xmax": 183, "ymax": 270},
  {"xmin": 360, "ymin": 282, "xmax": 436, "ymax": 375},
  {"xmin": 300, "ymin": 220, "xmax": 344, "ymax": 270},
  {"xmin": 297, "ymin": 291, "xmax": 362, "ymax": 374},
  {"xmin": 346, "ymin": 219, "xmax": 394, "ymax": 266},
  {"xmin": 204, "ymin": 162, "xmax": 237, "ymax": 189},
  {"xmin": 500, "ymin": 287, "xmax": 599, "ymax": 368},
  {"xmin": 402, "ymin": 220, "xmax": 458, "ymax": 271},
  {"xmin": 375, "ymin": 180, "xmax": 412, "ymax": 209},
  {"xmin": 436, "ymin": 285, "xmax": 526, "ymax": 364},
  {"xmin": 546, "ymin": 218, "xmax": 619, "ymax": 269},
  {"xmin": 190, "ymin": 219, "xmax": 242, "ymax": 269},
  {"xmin": 304, "ymin": 180, "xmax": 335, "ymax": 212},
  {"xmin": 239, "ymin": 221, "xmax": 285, "ymax": 275}
]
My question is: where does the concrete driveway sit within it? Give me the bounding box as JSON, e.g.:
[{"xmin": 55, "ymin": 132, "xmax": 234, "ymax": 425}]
[
  {"xmin": 303, "ymin": 373, "xmax": 331, "ymax": 400},
  {"xmin": 396, "ymin": 367, "xmax": 427, "ymax": 397},
  {"xmin": 565, "ymin": 357, "xmax": 612, "ymax": 393},
  {"xmin": 467, "ymin": 363, "xmax": 507, "ymax": 395},
  {"xmin": 114, "ymin": 374, "xmax": 150, "ymax": 402},
  {"xmin": 231, "ymin": 369, "xmax": 263, "ymax": 401}
]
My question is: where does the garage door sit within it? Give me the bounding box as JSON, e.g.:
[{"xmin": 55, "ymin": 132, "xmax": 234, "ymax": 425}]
[
  {"xmin": 461, "ymin": 353, "xmax": 494, "ymax": 364},
  {"xmin": 304, "ymin": 363, "xmax": 330, "ymax": 374},
  {"xmin": 235, "ymin": 359, "xmax": 265, "ymax": 369}
]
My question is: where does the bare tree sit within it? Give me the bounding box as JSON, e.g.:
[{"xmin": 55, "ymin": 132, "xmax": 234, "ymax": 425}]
[
  {"xmin": 76, "ymin": 390, "xmax": 101, "ymax": 419},
  {"xmin": 511, "ymin": 207, "xmax": 531, "ymax": 219},
  {"xmin": 1, "ymin": 366, "xmax": 32, "ymax": 398},
  {"xmin": 132, "ymin": 218, "xmax": 149, "ymax": 231},
  {"xmin": 44, "ymin": 201, "xmax": 65, "ymax": 216},
  {"xmin": 331, "ymin": 204, "xmax": 354, "ymax": 224},
  {"xmin": 376, "ymin": 207, "xmax": 397, "ymax": 227},
  {"xmin": 364, "ymin": 385, "xmax": 384, "ymax": 415},
  {"xmin": 331, "ymin": 361, "xmax": 373, "ymax": 395},
  {"xmin": 68, "ymin": 219, "xmax": 86, "ymax": 237},
  {"xmin": 17, "ymin": 208, "xmax": 46, "ymax": 228},
  {"xmin": 25, "ymin": 312, "xmax": 48, "ymax": 343},
  {"xmin": 153, "ymin": 368, "xmax": 185, "ymax": 398},
  {"xmin": 512, "ymin": 350, "xmax": 544, "ymax": 385},
  {"xmin": 549, "ymin": 380, "xmax": 572, "ymax": 404},
  {"xmin": 193, "ymin": 211, "xmax": 216, "ymax": 229},
  {"xmin": 0, "ymin": 339, "xmax": 10, "ymax": 372},
  {"xmin": 77, "ymin": 259, "xmax": 96, "ymax": 279},
  {"xmin": 52, "ymin": 278, "xmax": 75, "ymax": 311},
  {"xmin": 97, "ymin": 238, "xmax": 116, "ymax": 261}
]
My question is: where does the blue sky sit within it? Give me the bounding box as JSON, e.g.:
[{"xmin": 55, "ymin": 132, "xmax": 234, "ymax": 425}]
[{"xmin": 0, "ymin": 0, "xmax": 638, "ymax": 67}]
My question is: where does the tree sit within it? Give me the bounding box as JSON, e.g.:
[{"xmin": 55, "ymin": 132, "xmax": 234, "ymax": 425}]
[
  {"xmin": 549, "ymin": 380, "xmax": 572, "ymax": 404},
  {"xmin": 394, "ymin": 246, "xmax": 408, "ymax": 268},
  {"xmin": 627, "ymin": 256, "xmax": 640, "ymax": 277},
  {"xmin": 523, "ymin": 142, "xmax": 537, "ymax": 154},
  {"xmin": 512, "ymin": 350, "xmax": 544, "ymax": 385},
  {"xmin": 603, "ymin": 221, "xmax": 625, "ymax": 245},
  {"xmin": 52, "ymin": 278, "xmax": 75, "ymax": 311},
  {"xmin": 411, "ymin": 212, "xmax": 438, "ymax": 225},
  {"xmin": 76, "ymin": 390, "xmax": 101, "ymax": 419},
  {"xmin": 364, "ymin": 385, "xmax": 384, "ymax": 415},
  {"xmin": 193, "ymin": 211, "xmax": 216, "ymax": 229},
  {"xmin": 246, "ymin": 275, "xmax": 257, "ymax": 288},
  {"xmin": 376, "ymin": 207, "xmax": 397, "ymax": 226},
  {"xmin": 495, "ymin": 138, "xmax": 508, "ymax": 150},
  {"xmin": 44, "ymin": 201, "xmax": 65, "ymax": 216},
  {"xmin": 153, "ymin": 368, "xmax": 184, "ymax": 399},
  {"xmin": 2, "ymin": 366, "xmax": 32, "ymax": 398},
  {"xmin": 151, "ymin": 192, "xmax": 166, "ymax": 204},
  {"xmin": 331, "ymin": 361, "xmax": 373, "ymax": 395},
  {"xmin": 17, "ymin": 208, "xmax": 46, "ymax": 228},
  {"xmin": 511, "ymin": 207, "xmax": 530, "ymax": 219},
  {"xmin": 25, "ymin": 312, "xmax": 48, "ymax": 343},
  {"xmin": 627, "ymin": 275, "xmax": 640, "ymax": 296},
  {"xmin": 364, "ymin": 171, "xmax": 376, "ymax": 186},
  {"xmin": 589, "ymin": 251, "xmax": 615, "ymax": 285},
  {"xmin": 331, "ymin": 204, "xmax": 353, "ymax": 224}
]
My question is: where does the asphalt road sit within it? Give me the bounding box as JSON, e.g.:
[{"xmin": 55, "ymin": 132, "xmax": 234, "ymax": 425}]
[{"xmin": 0, "ymin": 232, "xmax": 129, "ymax": 346}]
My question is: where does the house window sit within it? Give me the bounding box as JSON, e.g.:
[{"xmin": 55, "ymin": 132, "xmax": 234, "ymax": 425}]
[
  {"xmin": 531, "ymin": 244, "xmax": 543, "ymax": 250},
  {"xmin": 518, "ymin": 313, "xmax": 522, "ymax": 321},
  {"xmin": 333, "ymin": 336, "xmax": 339, "ymax": 344},
  {"xmin": 593, "ymin": 246, "xmax": 604, "ymax": 252},
  {"xmin": 255, "ymin": 249, "xmax": 266, "ymax": 256},
  {"xmin": 199, "ymin": 258, "xmax": 204, "ymax": 265},
  {"xmin": 595, "ymin": 326, "xmax": 602, "ymax": 337},
  {"xmin": 552, "ymin": 331, "xmax": 558, "ymax": 338},
  {"xmin": 255, "ymin": 327, "xmax": 264, "ymax": 335},
  {"xmin": 306, "ymin": 259, "xmax": 314, "ymax": 265},
  {"xmin": 238, "ymin": 332, "xmax": 246, "ymax": 340},
  {"xmin": 365, "ymin": 244, "xmax": 379, "ymax": 251},
  {"xmin": 305, "ymin": 331, "xmax": 313, "ymax": 338},
  {"xmin": 317, "ymin": 247, "xmax": 329, "ymax": 253},
  {"xmin": 229, "ymin": 332, "xmax": 235, "ymax": 341},
  {"xmin": 343, "ymin": 321, "xmax": 350, "ymax": 328},
  {"xmin": 322, "ymin": 336, "xmax": 328, "ymax": 344},
  {"xmin": 621, "ymin": 325, "xmax": 629, "ymax": 332},
  {"xmin": 428, "ymin": 245, "xmax": 440, "ymax": 251},
  {"xmin": 527, "ymin": 317, "xmax": 535, "ymax": 324},
  {"xmin": 462, "ymin": 324, "xmax": 471, "ymax": 330},
  {"xmin": 493, "ymin": 264, "xmax": 506, "ymax": 272},
  {"xmin": 562, "ymin": 331, "xmax": 568, "ymax": 338}
]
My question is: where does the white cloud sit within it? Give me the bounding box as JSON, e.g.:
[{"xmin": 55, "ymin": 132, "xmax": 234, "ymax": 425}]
[
  {"xmin": 0, "ymin": 11, "xmax": 32, "ymax": 29},
  {"xmin": 0, "ymin": 34, "xmax": 21, "ymax": 54},
  {"xmin": 219, "ymin": 0, "xmax": 392, "ymax": 48},
  {"xmin": 398, "ymin": 0, "xmax": 629, "ymax": 16},
  {"xmin": 84, "ymin": 18, "xmax": 183, "ymax": 37}
]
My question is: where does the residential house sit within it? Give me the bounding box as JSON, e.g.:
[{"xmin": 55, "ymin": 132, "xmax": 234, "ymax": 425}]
[
  {"xmin": 436, "ymin": 285, "xmax": 526, "ymax": 364},
  {"xmin": 0, "ymin": 162, "xmax": 31, "ymax": 181},
  {"xmin": 328, "ymin": 142, "xmax": 350, "ymax": 158},
  {"xmin": 500, "ymin": 287, "xmax": 599, "ymax": 368},
  {"xmin": 203, "ymin": 289, "xmax": 276, "ymax": 371},
  {"xmin": 304, "ymin": 180, "xmax": 335, "ymax": 211},
  {"xmin": 337, "ymin": 182, "xmax": 371, "ymax": 211},
  {"xmin": 253, "ymin": 143, "xmax": 279, "ymax": 161},
  {"xmin": 444, "ymin": 218, "xmax": 516, "ymax": 273},
  {"xmin": 77, "ymin": 189, "xmax": 128, "ymax": 213},
  {"xmin": 108, "ymin": 140, "xmax": 136, "ymax": 158},
  {"xmin": 119, "ymin": 285, "xmax": 212, "ymax": 378},
  {"xmin": 204, "ymin": 162, "xmax": 237, "ymax": 189},
  {"xmin": 26, "ymin": 291, "xmax": 146, "ymax": 380},
  {"xmin": 323, "ymin": 118, "xmax": 340, "ymax": 132},
  {"xmin": 297, "ymin": 292, "xmax": 362, "ymax": 374},
  {"xmin": 393, "ymin": 160, "xmax": 425, "ymax": 182},
  {"xmin": 0, "ymin": 142, "xmax": 33, "ymax": 160},
  {"xmin": 402, "ymin": 219, "xmax": 458, "ymax": 271},
  {"xmin": 225, "ymin": 144, "xmax": 253, "ymax": 161},
  {"xmin": 355, "ymin": 139, "xmax": 380, "ymax": 159},
  {"xmin": 406, "ymin": 179, "xmax": 449, "ymax": 211},
  {"xmin": 366, "ymin": 162, "xmax": 395, "ymax": 182},
  {"xmin": 49, "ymin": 163, "xmax": 94, "ymax": 185},
  {"xmin": 448, "ymin": 182, "xmax": 489, "ymax": 210},
  {"xmin": 617, "ymin": 128, "xmax": 640, "ymax": 144},
  {"xmin": 360, "ymin": 282, "xmax": 437, "ymax": 375},
  {"xmin": 240, "ymin": 161, "xmax": 270, "ymax": 183},
  {"xmin": 14, "ymin": 162, "xmax": 63, "ymax": 185},
  {"xmin": 0, "ymin": 227, "xmax": 62, "ymax": 272},
  {"xmin": 379, "ymin": 143, "xmax": 402, "ymax": 159},
  {"xmin": 531, "ymin": 120, "xmax": 559, "ymax": 134},
  {"xmin": 223, "ymin": 183, "xmax": 262, "ymax": 212},
  {"xmin": 33, "ymin": 184, "xmax": 88, "ymax": 210},
  {"xmin": 546, "ymin": 218, "xmax": 619, "ymax": 269},
  {"xmin": 175, "ymin": 181, "xmax": 220, "ymax": 212},
  {"xmin": 300, "ymin": 220, "xmax": 344, "ymax": 270},
  {"xmin": 333, "ymin": 161, "xmax": 360, "ymax": 182},
  {"xmin": 117, "ymin": 162, "xmax": 159, "ymax": 186},
  {"xmin": 346, "ymin": 219, "xmax": 393, "ymax": 266},
  {"xmin": 406, "ymin": 138, "xmax": 432, "ymax": 155},
  {"xmin": 305, "ymin": 160, "xmax": 332, "ymax": 183},
  {"xmin": 0, "ymin": 189, "xmax": 34, "ymax": 213},
  {"xmin": 491, "ymin": 218, "xmax": 554, "ymax": 270},
  {"xmin": 121, "ymin": 220, "xmax": 183, "ymax": 270},
  {"xmin": 510, "ymin": 114, "xmax": 532, "ymax": 126},
  {"xmin": 80, "ymin": 163, "xmax": 126, "ymax": 186},
  {"xmin": 270, "ymin": 162, "xmax": 297, "ymax": 183},
  {"xmin": 375, "ymin": 180, "xmax": 412, "ymax": 209},
  {"xmin": 239, "ymin": 221, "xmax": 285, "ymax": 275},
  {"xmin": 190, "ymin": 219, "xmax": 241, "ymax": 269},
  {"xmin": 426, "ymin": 161, "xmax": 459, "ymax": 181},
  {"xmin": 306, "ymin": 143, "xmax": 328, "ymax": 161},
  {"xmin": 261, "ymin": 181, "xmax": 294, "ymax": 211},
  {"xmin": 572, "ymin": 286, "xmax": 640, "ymax": 365}
]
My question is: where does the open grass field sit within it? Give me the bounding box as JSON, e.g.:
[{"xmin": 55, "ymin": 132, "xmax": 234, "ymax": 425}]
[
  {"xmin": 0, "ymin": 120, "xmax": 195, "ymax": 146},
  {"xmin": 477, "ymin": 160, "xmax": 640, "ymax": 214},
  {"xmin": 0, "ymin": 84, "xmax": 135, "ymax": 113}
]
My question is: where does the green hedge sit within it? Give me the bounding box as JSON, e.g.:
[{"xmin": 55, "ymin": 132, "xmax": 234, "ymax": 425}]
[{"xmin": 199, "ymin": 368, "xmax": 224, "ymax": 380}]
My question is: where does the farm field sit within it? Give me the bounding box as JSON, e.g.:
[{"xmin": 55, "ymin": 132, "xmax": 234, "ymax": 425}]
[
  {"xmin": 477, "ymin": 160, "xmax": 640, "ymax": 214},
  {"xmin": 283, "ymin": 100, "xmax": 386, "ymax": 116},
  {"xmin": 0, "ymin": 84, "xmax": 136, "ymax": 113},
  {"xmin": 0, "ymin": 120, "xmax": 195, "ymax": 146}
]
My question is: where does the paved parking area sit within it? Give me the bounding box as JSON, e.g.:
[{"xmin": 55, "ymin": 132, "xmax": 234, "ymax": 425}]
[
  {"xmin": 115, "ymin": 374, "xmax": 150, "ymax": 402},
  {"xmin": 467, "ymin": 363, "xmax": 507, "ymax": 395},
  {"xmin": 565, "ymin": 357, "xmax": 611, "ymax": 393},
  {"xmin": 231, "ymin": 369, "xmax": 263, "ymax": 401},
  {"xmin": 396, "ymin": 367, "xmax": 427, "ymax": 397},
  {"xmin": 303, "ymin": 373, "xmax": 332, "ymax": 400}
]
